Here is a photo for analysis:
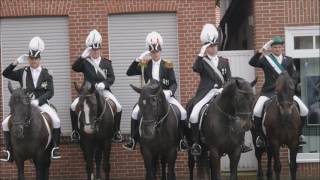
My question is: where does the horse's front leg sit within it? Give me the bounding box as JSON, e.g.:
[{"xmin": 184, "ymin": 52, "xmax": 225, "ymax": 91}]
[
  {"xmin": 228, "ymin": 147, "xmax": 242, "ymax": 180},
  {"xmin": 289, "ymin": 145, "xmax": 298, "ymax": 180},
  {"xmin": 166, "ymin": 148, "xmax": 177, "ymax": 180},
  {"xmin": 141, "ymin": 147, "xmax": 156, "ymax": 180},
  {"xmin": 266, "ymin": 145, "xmax": 274, "ymax": 180},
  {"xmin": 161, "ymin": 157, "xmax": 167, "ymax": 180},
  {"xmin": 209, "ymin": 148, "xmax": 221, "ymax": 180},
  {"xmin": 82, "ymin": 140, "xmax": 95, "ymax": 180},
  {"xmin": 255, "ymin": 147, "xmax": 264, "ymax": 179},
  {"xmin": 95, "ymin": 146, "xmax": 103, "ymax": 180},
  {"xmin": 272, "ymin": 145, "xmax": 281, "ymax": 180},
  {"xmin": 103, "ymin": 141, "xmax": 112, "ymax": 180},
  {"xmin": 188, "ymin": 151, "xmax": 195, "ymax": 180},
  {"xmin": 15, "ymin": 159, "xmax": 25, "ymax": 180}
]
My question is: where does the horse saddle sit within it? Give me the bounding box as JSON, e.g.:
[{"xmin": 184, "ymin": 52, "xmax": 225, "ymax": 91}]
[{"xmin": 104, "ymin": 98, "xmax": 117, "ymax": 116}]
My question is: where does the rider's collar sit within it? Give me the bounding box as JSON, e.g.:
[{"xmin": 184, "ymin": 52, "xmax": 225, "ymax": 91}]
[{"xmin": 152, "ymin": 58, "xmax": 162, "ymax": 65}]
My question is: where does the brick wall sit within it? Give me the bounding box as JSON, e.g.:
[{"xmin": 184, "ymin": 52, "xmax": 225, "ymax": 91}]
[
  {"xmin": 0, "ymin": 0, "xmax": 215, "ymax": 179},
  {"xmin": 253, "ymin": 0, "xmax": 320, "ymax": 176}
]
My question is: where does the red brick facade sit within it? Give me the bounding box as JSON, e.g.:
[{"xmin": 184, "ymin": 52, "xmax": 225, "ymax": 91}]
[{"xmin": 0, "ymin": 0, "xmax": 319, "ymax": 179}]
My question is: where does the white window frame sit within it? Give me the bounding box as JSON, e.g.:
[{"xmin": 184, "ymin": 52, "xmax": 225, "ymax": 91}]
[{"xmin": 285, "ymin": 26, "xmax": 320, "ymax": 163}]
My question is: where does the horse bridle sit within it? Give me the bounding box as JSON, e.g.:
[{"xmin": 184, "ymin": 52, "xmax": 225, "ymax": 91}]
[
  {"xmin": 213, "ymin": 88, "xmax": 252, "ymax": 121},
  {"xmin": 11, "ymin": 95, "xmax": 32, "ymax": 127},
  {"xmin": 141, "ymin": 89, "xmax": 171, "ymax": 128},
  {"xmin": 78, "ymin": 94, "xmax": 107, "ymax": 128}
]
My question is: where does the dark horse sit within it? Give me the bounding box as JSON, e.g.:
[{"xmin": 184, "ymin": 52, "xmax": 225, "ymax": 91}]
[
  {"xmin": 252, "ymin": 72, "xmax": 301, "ymax": 180},
  {"xmin": 74, "ymin": 82, "xmax": 115, "ymax": 180},
  {"xmin": 187, "ymin": 77, "xmax": 256, "ymax": 180},
  {"xmin": 7, "ymin": 82, "xmax": 53, "ymax": 180},
  {"xmin": 131, "ymin": 80, "xmax": 179, "ymax": 180}
]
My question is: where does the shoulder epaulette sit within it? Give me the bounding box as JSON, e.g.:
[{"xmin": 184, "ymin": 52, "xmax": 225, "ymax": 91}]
[{"xmin": 163, "ymin": 59, "xmax": 174, "ymax": 68}]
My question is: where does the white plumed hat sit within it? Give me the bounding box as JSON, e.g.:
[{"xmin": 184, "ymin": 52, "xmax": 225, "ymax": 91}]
[
  {"xmin": 200, "ymin": 23, "xmax": 219, "ymax": 45},
  {"xmin": 145, "ymin": 31, "xmax": 163, "ymax": 51},
  {"xmin": 28, "ymin": 36, "xmax": 45, "ymax": 58},
  {"xmin": 86, "ymin": 29, "xmax": 102, "ymax": 49}
]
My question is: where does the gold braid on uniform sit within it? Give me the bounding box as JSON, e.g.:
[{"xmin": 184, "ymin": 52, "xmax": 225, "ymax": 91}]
[{"xmin": 163, "ymin": 59, "xmax": 174, "ymax": 69}]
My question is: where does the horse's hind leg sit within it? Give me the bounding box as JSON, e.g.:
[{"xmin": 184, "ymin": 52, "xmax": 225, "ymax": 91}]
[
  {"xmin": 103, "ymin": 142, "xmax": 112, "ymax": 180},
  {"xmin": 289, "ymin": 145, "xmax": 298, "ymax": 180},
  {"xmin": 95, "ymin": 146, "xmax": 103, "ymax": 180},
  {"xmin": 255, "ymin": 147, "xmax": 264, "ymax": 179}
]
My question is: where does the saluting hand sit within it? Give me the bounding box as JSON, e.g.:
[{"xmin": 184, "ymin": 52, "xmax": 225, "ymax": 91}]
[
  {"xmin": 95, "ymin": 82, "xmax": 105, "ymax": 90},
  {"xmin": 136, "ymin": 50, "xmax": 150, "ymax": 62},
  {"xmin": 198, "ymin": 43, "xmax": 212, "ymax": 57},
  {"xmin": 13, "ymin": 54, "xmax": 29, "ymax": 65},
  {"xmin": 259, "ymin": 40, "xmax": 273, "ymax": 53},
  {"xmin": 81, "ymin": 47, "xmax": 92, "ymax": 58}
]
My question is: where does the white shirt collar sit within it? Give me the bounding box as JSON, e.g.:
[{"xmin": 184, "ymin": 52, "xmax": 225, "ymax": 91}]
[
  {"xmin": 152, "ymin": 58, "xmax": 161, "ymax": 65},
  {"xmin": 207, "ymin": 54, "xmax": 219, "ymax": 67},
  {"xmin": 272, "ymin": 53, "xmax": 283, "ymax": 64},
  {"xmin": 30, "ymin": 66, "xmax": 42, "ymax": 72},
  {"xmin": 92, "ymin": 56, "xmax": 101, "ymax": 66}
]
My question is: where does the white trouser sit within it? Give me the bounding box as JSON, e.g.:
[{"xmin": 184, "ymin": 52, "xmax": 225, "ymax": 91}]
[
  {"xmin": 253, "ymin": 95, "xmax": 309, "ymax": 118},
  {"xmin": 189, "ymin": 89, "xmax": 220, "ymax": 124},
  {"xmin": 131, "ymin": 91, "xmax": 187, "ymax": 121},
  {"xmin": 2, "ymin": 104, "xmax": 61, "ymax": 131},
  {"xmin": 70, "ymin": 90, "xmax": 122, "ymax": 112}
]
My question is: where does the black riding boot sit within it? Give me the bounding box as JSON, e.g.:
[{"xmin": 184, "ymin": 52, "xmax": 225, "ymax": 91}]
[
  {"xmin": 112, "ymin": 111, "xmax": 123, "ymax": 143},
  {"xmin": 123, "ymin": 119, "xmax": 139, "ymax": 151},
  {"xmin": 70, "ymin": 109, "xmax": 80, "ymax": 142},
  {"xmin": 254, "ymin": 116, "xmax": 265, "ymax": 148},
  {"xmin": 52, "ymin": 128, "xmax": 61, "ymax": 159},
  {"xmin": 0, "ymin": 131, "xmax": 13, "ymax": 162},
  {"xmin": 178, "ymin": 120, "xmax": 189, "ymax": 151},
  {"xmin": 191, "ymin": 123, "xmax": 201, "ymax": 156},
  {"xmin": 299, "ymin": 116, "xmax": 307, "ymax": 145}
]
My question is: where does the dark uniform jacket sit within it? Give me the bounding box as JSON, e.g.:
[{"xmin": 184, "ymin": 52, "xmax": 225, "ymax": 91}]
[
  {"xmin": 126, "ymin": 59, "xmax": 177, "ymax": 95},
  {"xmin": 249, "ymin": 52, "xmax": 294, "ymax": 96},
  {"xmin": 187, "ymin": 55, "xmax": 231, "ymax": 113},
  {"xmin": 72, "ymin": 57, "xmax": 115, "ymax": 90},
  {"xmin": 2, "ymin": 64, "xmax": 54, "ymax": 106}
]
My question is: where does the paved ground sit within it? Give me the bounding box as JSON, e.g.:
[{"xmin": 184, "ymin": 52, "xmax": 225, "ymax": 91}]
[{"xmin": 114, "ymin": 176, "xmax": 319, "ymax": 180}]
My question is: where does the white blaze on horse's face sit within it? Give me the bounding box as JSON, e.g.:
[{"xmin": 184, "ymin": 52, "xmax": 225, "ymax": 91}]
[{"xmin": 83, "ymin": 100, "xmax": 94, "ymax": 134}]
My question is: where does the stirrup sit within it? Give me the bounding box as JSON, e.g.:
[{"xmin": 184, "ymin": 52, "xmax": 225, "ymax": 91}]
[
  {"xmin": 241, "ymin": 144, "xmax": 253, "ymax": 153},
  {"xmin": 299, "ymin": 135, "xmax": 307, "ymax": 146},
  {"xmin": 112, "ymin": 131, "xmax": 123, "ymax": 143},
  {"xmin": 70, "ymin": 130, "xmax": 80, "ymax": 142},
  {"xmin": 179, "ymin": 139, "xmax": 189, "ymax": 151},
  {"xmin": 51, "ymin": 147, "xmax": 61, "ymax": 160},
  {"xmin": 0, "ymin": 150, "xmax": 11, "ymax": 162},
  {"xmin": 122, "ymin": 139, "xmax": 136, "ymax": 151},
  {"xmin": 191, "ymin": 144, "xmax": 202, "ymax": 156},
  {"xmin": 256, "ymin": 136, "xmax": 266, "ymax": 148}
]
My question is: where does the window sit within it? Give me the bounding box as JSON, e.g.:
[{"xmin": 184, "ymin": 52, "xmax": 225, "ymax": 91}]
[{"xmin": 285, "ymin": 26, "xmax": 320, "ymax": 163}]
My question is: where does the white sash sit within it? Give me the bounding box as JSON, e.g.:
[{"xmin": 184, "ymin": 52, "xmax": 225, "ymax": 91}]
[
  {"xmin": 85, "ymin": 58, "xmax": 107, "ymax": 79},
  {"xmin": 264, "ymin": 54, "xmax": 283, "ymax": 75},
  {"xmin": 203, "ymin": 57, "xmax": 224, "ymax": 85},
  {"xmin": 22, "ymin": 67, "xmax": 28, "ymax": 89}
]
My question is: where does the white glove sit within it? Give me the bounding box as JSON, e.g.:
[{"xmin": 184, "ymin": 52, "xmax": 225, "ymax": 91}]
[
  {"xmin": 261, "ymin": 40, "xmax": 273, "ymax": 51},
  {"xmin": 14, "ymin": 54, "xmax": 29, "ymax": 65},
  {"xmin": 31, "ymin": 99, "xmax": 39, "ymax": 106},
  {"xmin": 81, "ymin": 47, "xmax": 92, "ymax": 58},
  {"xmin": 198, "ymin": 43, "xmax": 212, "ymax": 57},
  {"xmin": 136, "ymin": 51, "xmax": 150, "ymax": 62},
  {"xmin": 217, "ymin": 88, "xmax": 223, "ymax": 93},
  {"xmin": 95, "ymin": 82, "xmax": 105, "ymax": 90},
  {"xmin": 163, "ymin": 90, "xmax": 172, "ymax": 100}
]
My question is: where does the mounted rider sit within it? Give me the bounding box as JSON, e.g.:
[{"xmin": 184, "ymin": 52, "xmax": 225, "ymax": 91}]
[
  {"xmin": 188, "ymin": 24, "xmax": 252, "ymax": 156},
  {"xmin": 123, "ymin": 31, "xmax": 188, "ymax": 151},
  {"xmin": 250, "ymin": 36, "xmax": 309, "ymax": 148},
  {"xmin": 70, "ymin": 29, "xmax": 123, "ymax": 143},
  {"xmin": 1, "ymin": 37, "xmax": 61, "ymax": 161}
]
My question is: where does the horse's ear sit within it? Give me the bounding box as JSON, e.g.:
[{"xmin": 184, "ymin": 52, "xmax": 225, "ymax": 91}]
[
  {"xmin": 130, "ymin": 84, "xmax": 141, "ymax": 94},
  {"xmin": 8, "ymin": 81, "xmax": 13, "ymax": 94},
  {"xmin": 235, "ymin": 79, "xmax": 241, "ymax": 89},
  {"xmin": 250, "ymin": 77, "xmax": 258, "ymax": 87},
  {"xmin": 74, "ymin": 82, "xmax": 81, "ymax": 94}
]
